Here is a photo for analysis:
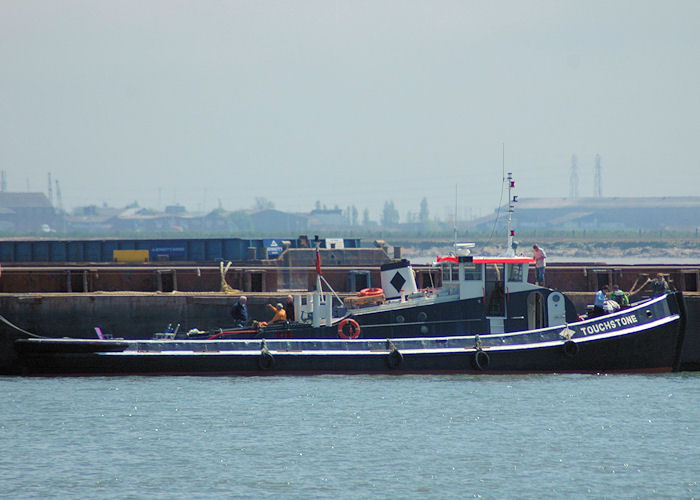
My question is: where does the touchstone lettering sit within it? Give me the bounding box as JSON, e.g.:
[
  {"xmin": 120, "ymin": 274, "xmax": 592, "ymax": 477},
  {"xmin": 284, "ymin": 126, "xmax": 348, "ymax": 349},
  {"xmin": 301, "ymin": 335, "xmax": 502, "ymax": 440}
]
[{"xmin": 582, "ymin": 315, "xmax": 639, "ymax": 336}]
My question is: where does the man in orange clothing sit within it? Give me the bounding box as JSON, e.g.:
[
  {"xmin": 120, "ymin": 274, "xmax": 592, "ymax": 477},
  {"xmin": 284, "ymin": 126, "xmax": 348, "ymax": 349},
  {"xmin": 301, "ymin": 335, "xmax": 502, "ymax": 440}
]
[{"xmin": 267, "ymin": 302, "xmax": 287, "ymax": 324}]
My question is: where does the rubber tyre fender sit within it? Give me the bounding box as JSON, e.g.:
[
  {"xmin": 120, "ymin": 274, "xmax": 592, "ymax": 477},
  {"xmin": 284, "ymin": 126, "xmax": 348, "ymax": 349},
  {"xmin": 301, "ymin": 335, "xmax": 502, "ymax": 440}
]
[
  {"xmin": 474, "ymin": 349, "xmax": 490, "ymax": 371},
  {"xmin": 563, "ymin": 340, "xmax": 579, "ymax": 358},
  {"xmin": 386, "ymin": 349, "xmax": 404, "ymax": 369},
  {"xmin": 258, "ymin": 350, "xmax": 275, "ymax": 370}
]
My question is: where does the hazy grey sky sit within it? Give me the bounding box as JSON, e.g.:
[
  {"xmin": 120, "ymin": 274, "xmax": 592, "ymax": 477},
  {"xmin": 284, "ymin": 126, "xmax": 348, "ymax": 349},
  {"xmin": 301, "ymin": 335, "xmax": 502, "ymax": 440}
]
[{"xmin": 2, "ymin": 1, "xmax": 699, "ymax": 220}]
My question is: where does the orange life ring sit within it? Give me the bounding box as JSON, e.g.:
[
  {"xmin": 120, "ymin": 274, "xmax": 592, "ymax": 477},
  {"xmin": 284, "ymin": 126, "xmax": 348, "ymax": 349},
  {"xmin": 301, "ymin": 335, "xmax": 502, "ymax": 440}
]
[
  {"xmin": 337, "ymin": 318, "xmax": 361, "ymax": 339},
  {"xmin": 358, "ymin": 288, "xmax": 383, "ymax": 297}
]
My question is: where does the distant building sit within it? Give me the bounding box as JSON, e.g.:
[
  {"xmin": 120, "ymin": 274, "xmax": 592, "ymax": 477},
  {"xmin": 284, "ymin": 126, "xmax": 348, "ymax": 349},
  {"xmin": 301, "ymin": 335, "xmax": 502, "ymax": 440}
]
[
  {"xmin": 249, "ymin": 209, "xmax": 310, "ymax": 233},
  {"xmin": 109, "ymin": 213, "xmax": 198, "ymax": 233},
  {"xmin": 309, "ymin": 208, "xmax": 344, "ymax": 227},
  {"xmin": 471, "ymin": 197, "xmax": 700, "ymax": 231},
  {"xmin": 0, "ymin": 192, "xmax": 60, "ymax": 233},
  {"xmin": 165, "ymin": 205, "xmax": 186, "ymax": 215},
  {"xmin": 65, "ymin": 205, "xmax": 123, "ymax": 233}
]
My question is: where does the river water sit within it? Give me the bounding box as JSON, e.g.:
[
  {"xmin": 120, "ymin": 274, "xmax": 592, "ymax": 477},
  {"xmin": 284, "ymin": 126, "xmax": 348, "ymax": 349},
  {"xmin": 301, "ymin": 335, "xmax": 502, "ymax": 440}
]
[{"xmin": 1, "ymin": 373, "xmax": 698, "ymax": 499}]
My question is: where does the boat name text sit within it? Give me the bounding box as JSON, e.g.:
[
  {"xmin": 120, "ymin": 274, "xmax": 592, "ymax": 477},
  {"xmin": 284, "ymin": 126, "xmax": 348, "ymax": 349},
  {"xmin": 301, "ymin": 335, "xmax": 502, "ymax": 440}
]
[{"xmin": 582, "ymin": 315, "xmax": 639, "ymax": 335}]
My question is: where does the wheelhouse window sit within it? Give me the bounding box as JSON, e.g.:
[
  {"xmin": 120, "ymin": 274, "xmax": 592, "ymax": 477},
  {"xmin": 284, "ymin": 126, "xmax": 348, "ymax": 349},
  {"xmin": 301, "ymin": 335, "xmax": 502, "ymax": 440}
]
[
  {"xmin": 463, "ymin": 263, "xmax": 482, "ymax": 281},
  {"xmin": 485, "ymin": 263, "xmax": 504, "ymax": 282},
  {"xmin": 442, "ymin": 264, "xmax": 459, "ymax": 282},
  {"xmin": 508, "ymin": 263, "xmax": 523, "ymax": 282}
]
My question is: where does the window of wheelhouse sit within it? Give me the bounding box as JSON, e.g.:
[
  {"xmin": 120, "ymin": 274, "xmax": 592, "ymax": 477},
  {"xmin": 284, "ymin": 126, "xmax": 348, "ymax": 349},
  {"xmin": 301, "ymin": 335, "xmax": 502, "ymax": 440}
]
[
  {"xmin": 441, "ymin": 264, "xmax": 459, "ymax": 282},
  {"xmin": 508, "ymin": 263, "xmax": 523, "ymax": 282},
  {"xmin": 485, "ymin": 263, "xmax": 504, "ymax": 282},
  {"xmin": 463, "ymin": 263, "xmax": 481, "ymax": 281}
]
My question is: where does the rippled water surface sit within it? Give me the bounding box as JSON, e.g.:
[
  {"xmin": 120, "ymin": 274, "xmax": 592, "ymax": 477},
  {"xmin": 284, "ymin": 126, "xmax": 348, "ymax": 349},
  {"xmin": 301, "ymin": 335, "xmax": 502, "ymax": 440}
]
[{"xmin": 1, "ymin": 374, "xmax": 698, "ymax": 499}]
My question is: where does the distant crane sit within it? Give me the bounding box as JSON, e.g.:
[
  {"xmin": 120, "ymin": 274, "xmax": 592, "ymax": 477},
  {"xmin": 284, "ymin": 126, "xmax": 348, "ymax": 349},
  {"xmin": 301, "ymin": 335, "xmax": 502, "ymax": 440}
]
[
  {"xmin": 47, "ymin": 172, "xmax": 54, "ymax": 206},
  {"xmin": 55, "ymin": 179, "xmax": 64, "ymax": 212},
  {"xmin": 1, "ymin": 170, "xmax": 6, "ymax": 192},
  {"xmin": 594, "ymin": 154, "xmax": 602, "ymax": 197},
  {"xmin": 569, "ymin": 154, "xmax": 579, "ymax": 198}
]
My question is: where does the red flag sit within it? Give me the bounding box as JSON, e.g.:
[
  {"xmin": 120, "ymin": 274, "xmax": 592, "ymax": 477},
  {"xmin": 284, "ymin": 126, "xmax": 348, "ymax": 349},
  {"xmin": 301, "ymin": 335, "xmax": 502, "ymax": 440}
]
[{"xmin": 315, "ymin": 247, "xmax": 322, "ymax": 275}]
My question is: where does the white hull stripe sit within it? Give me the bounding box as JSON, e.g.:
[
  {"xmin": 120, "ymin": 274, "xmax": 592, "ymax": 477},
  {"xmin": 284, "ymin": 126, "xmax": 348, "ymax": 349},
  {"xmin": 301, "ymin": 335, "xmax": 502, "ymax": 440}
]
[{"xmin": 99, "ymin": 314, "xmax": 678, "ymax": 357}]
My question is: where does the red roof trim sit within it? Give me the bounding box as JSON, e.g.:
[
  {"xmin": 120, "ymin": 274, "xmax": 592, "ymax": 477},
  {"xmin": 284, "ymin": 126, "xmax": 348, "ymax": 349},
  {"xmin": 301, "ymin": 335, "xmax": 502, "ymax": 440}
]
[{"xmin": 473, "ymin": 257, "xmax": 534, "ymax": 264}]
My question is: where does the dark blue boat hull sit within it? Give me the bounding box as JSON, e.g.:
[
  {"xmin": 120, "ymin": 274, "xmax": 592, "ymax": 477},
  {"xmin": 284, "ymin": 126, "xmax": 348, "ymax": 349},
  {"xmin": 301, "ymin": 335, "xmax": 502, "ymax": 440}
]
[{"xmin": 13, "ymin": 293, "xmax": 686, "ymax": 376}]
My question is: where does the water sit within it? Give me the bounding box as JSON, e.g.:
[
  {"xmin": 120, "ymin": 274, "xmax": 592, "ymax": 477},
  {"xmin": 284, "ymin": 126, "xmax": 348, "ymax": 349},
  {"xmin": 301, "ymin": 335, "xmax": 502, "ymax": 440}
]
[{"xmin": 1, "ymin": 374, "xmax": 698, "ymax": 499}]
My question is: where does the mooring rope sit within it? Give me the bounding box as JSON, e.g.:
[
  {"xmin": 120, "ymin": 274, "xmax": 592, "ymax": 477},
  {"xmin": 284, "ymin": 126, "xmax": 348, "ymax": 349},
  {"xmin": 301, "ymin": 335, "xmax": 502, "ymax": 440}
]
[
  {"xmin": 628, "ymin": 276, "xmax": 651, "ymax": 297},
  {"xmin": 0, "ymin": 313, "xmax": 45, "ymax": 338},
  {"xmin": 219, "ymin": 261, "xmax": 236, "ymax": 293}
]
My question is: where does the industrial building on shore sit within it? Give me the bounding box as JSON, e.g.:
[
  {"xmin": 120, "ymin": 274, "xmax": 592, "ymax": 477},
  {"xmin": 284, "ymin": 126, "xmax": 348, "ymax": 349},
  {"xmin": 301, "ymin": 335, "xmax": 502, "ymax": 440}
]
[{"xmin": 471, "ymin": 197, "xmax": 700, "ymax": 232}]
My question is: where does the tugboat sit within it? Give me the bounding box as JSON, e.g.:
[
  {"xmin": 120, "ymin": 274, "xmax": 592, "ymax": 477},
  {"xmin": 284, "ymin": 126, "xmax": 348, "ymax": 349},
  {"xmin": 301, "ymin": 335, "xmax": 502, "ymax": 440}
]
[{"xmin": 11, "ymin": 290, "xmax": 687, "ymax": 375}]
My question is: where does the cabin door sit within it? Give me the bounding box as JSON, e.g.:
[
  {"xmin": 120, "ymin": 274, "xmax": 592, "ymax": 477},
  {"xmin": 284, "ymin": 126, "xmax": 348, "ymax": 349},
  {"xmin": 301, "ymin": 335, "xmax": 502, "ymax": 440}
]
[
  {"xmin": 485, "ymin": 264, "xmax": 506, "ymax": 318},
  {"xmin": 527, "ymin": 292, "xmax": 546, "ymax": 330},
  {"xmin": 546, "ymin": 291, "xmax": 567, "ymax": 326}
]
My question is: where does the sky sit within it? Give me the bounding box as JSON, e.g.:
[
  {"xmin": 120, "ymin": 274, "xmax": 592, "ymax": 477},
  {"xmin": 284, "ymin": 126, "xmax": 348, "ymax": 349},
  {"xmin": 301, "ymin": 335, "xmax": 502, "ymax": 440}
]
[{"xmin": 1, "ymin": 0, "xmax": 699, "ymax": 222}]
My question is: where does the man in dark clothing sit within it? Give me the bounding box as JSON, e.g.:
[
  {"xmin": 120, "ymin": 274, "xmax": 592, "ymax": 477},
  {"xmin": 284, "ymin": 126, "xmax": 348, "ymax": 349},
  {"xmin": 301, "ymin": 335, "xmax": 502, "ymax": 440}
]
[
  {"xmin": 231, "ymin": 296, "xmax": 248, "ymax": 327},
  {"xmin": 284, "ymin": 294, "xmax": 295, "ymax": 322}
]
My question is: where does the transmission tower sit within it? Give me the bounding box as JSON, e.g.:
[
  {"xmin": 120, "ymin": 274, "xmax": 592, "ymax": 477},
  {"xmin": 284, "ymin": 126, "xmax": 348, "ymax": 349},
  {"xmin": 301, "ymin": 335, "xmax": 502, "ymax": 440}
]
[
  {"xmin": 593, "ymin": 154, "xmax": 602, "ymax": 197},
  {"xmin": 569, "ymin": 155, "xmax": 579, "ymax": 198}
]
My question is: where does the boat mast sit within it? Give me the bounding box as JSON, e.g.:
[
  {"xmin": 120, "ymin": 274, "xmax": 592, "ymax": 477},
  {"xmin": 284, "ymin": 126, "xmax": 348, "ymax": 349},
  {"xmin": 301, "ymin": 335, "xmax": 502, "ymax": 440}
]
[
  {"xmin": 506, "ymin": 172, "xmax": 516, "ymax": 257},
  {"xmin": 453, "ymin": 184, "xmax": 457, "ymax": 254},
  {"xmin": 314, "ymin": 235, "xmax": 322, "ymax": 293}
]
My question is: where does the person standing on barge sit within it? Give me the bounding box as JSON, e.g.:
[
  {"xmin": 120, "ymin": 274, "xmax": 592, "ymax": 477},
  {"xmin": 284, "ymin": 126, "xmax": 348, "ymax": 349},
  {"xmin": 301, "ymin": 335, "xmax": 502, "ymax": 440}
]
[
  {"xmin": 532, "ymin": 244, "xmax": 547, "ymax": 286},
  {"xmin": 651, "ymin": 273, "xmax": 670, "ymax": 296}
]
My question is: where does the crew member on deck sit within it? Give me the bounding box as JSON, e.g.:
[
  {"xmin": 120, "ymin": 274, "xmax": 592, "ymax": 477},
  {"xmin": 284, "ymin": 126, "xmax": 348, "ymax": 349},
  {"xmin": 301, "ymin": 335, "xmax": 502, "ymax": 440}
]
[
  {"xmin": 284, "ymin": 294, "xmax": 295, "ymax": 322},
  {"xmin": 591, "ymin": 285, "xmax": 610, "ymax": 318},
  {"xmin": 609, "ymin": 285, "xmax": 629, "ymax": 308},
  {"xmin": 231, "ymin": 296, "xmax": 248, "ymax": 327},
  {"xmin": 267, "ymin": 303, "xmax": 287, "ymax": 324}
]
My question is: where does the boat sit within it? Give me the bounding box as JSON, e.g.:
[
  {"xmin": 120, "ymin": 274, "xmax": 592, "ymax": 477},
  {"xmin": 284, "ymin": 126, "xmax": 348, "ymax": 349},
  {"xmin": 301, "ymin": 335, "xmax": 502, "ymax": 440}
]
[{"xmin": 10, "ymin": 290, "xmax": 687, "ymax": 376}]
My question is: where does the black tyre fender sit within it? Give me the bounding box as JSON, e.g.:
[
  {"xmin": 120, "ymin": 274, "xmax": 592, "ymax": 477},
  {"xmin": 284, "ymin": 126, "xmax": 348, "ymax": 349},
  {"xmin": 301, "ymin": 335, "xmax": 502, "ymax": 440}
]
[
  {"xmin": 258, "ymin": 350, "xmax": 275, "ymax": 370},
  {"xmin": 563, "ymin": 340, "xmax": 579, "ymax": 358},
  {"xmin": 386, "ymin": 349, "xmax": 403, "ymax": 369},
  {"xmin": 474, "ymin": 349, "xmax": 490, "ymax": 371}
]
